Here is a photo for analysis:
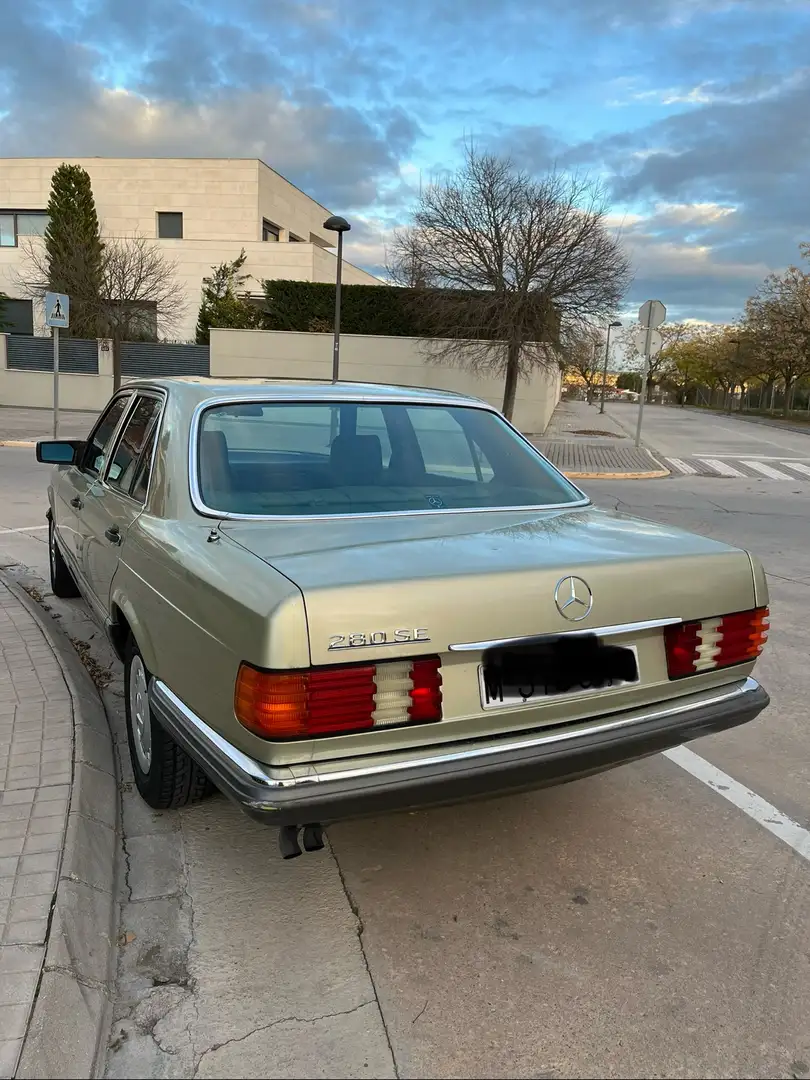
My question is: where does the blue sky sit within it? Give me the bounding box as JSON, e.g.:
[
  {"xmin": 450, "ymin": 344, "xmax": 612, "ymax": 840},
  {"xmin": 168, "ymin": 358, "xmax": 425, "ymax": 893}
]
[{"xmin": 2, "ymin": 0, "xmax": 810, "ymax": 322}]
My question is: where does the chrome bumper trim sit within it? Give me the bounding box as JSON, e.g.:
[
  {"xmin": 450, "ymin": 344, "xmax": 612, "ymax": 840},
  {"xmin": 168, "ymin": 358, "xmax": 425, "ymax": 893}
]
[
  {"xmin": 151, "ymin": 676, "xmax": 761, "ymax": 794},
  {"xmin": 448, "ymin": 616, "xmax": 683, "ymax": 652}
]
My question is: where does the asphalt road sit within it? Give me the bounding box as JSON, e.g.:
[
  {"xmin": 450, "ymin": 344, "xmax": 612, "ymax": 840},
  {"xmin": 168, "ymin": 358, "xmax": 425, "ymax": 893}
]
[{"xmin": 2, "ymin": 405, "xmax": 810, "ymax": 1080}]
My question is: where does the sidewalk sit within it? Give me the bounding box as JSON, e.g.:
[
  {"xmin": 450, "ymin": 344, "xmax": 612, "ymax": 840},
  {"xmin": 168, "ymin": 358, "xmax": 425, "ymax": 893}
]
[
  {"xmin": 0, "ymin": 573, "xmax": 117, "ymax": 1079},
  {"xmin": 534, "ymin": 399, "xmax": 669, "ymax": 480},
  {"xmin": 0, "ymin": 408, "xmax": 97, "ymax": 447}
]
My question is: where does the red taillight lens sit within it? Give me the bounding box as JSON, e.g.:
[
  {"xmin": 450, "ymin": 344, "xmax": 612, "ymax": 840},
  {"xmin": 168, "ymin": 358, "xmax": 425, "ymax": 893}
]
[
  {"xmin": 664, "ymin": 607, "xmax": 769, "ymax": 679},
  {"xmin": 235, "ymin": 657, "xmax": 443, "ymax": 739}
]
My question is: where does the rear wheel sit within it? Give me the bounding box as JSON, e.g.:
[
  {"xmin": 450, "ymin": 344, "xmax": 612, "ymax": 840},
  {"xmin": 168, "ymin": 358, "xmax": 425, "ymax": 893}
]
[
  {"xmin": 124, "ymin": 637, "xmax": 214, "ymax": 809},
  {"xmin": 49, "ymin": 519, "xmax": 80, "ymax": 599}
]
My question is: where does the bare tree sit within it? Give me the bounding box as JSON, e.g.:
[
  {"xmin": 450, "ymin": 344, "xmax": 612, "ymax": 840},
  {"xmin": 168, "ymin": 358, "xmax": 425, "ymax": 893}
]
[
  {"xmin": 387, "ymin": 147, "xmax": 633, "ymax": 419},
  {"xmin": 18, "ymin": 232, "xmax": 184, "ymax": 389},
  {"xmin": 559, "ymin": 325, "xmax": 604, "ymax": 403}
]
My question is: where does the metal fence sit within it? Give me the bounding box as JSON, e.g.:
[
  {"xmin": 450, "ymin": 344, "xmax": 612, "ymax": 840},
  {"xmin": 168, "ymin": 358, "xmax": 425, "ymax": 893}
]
[
  {"xmin": 6, "ymin": 335, "xmax": 98, "ymax": 374},
  {"xmin": 5, "ymin": 336, "xmax": 210, "ymax": 377}
]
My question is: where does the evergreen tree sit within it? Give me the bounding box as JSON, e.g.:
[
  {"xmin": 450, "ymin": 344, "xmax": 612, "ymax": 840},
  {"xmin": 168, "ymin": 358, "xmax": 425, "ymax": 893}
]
[
  {"xmin": 196, "ymin": 249, "xmax": 263, "ymax": 344},
  {"xmin": 43, "ymin": 164, "xmax": 104, "ymax": 337}
]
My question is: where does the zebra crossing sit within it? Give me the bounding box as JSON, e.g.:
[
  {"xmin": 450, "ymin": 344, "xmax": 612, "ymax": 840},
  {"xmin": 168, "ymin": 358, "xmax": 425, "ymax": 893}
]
[{"xmin": 665, "ymin": 456, "xmax": 810, "ymax": 481}]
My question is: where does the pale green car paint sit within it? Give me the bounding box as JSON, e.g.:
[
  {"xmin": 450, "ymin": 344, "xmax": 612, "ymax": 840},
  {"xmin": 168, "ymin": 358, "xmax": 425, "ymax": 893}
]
[{"xmin": 48, "ymin": 378, "xmax": 767, "ymax": 774}]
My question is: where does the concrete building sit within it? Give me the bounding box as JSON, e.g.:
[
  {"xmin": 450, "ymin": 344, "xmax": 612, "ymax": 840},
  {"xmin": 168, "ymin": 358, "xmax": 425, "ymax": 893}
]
[{"xmin": 0, "ymin": 157, "xmax": 378, "ymax": 341}]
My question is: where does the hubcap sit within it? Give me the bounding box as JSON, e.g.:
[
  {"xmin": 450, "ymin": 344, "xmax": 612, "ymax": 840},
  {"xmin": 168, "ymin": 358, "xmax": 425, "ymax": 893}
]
[
  {"xmin": 49, "ymin": 526, "xmax": 57, "ymax": 577},
  {"xmin": 129, "ymin": 654, "xmax": 152, "ymax": 773}
]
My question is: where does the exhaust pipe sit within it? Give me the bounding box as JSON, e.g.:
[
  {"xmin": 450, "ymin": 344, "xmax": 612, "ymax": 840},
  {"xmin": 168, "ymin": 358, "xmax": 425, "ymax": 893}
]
[{"xmin": 278, "ymin": 823, "xmax": 325, "ymax": 859}]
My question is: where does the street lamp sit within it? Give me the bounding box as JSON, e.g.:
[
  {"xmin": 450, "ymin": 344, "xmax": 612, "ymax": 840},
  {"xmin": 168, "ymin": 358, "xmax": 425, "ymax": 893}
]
[
  {"xmin": 599, "ymin": 321, "xmax": 622, "ymax": 414},
  {"xmin": 323, "ymin": 215, "xmax": 351, "ymax": 383}
]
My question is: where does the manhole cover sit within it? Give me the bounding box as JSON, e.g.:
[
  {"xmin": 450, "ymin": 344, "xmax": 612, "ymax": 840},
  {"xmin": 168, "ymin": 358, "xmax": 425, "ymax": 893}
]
[{"xmin": 571, "ymin": 429, "xmax": 625, "ymax": 438}]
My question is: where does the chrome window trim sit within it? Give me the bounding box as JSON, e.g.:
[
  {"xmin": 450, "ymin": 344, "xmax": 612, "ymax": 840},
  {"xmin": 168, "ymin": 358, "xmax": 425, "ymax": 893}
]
[
  {"xmin": 81, "ymin": 390, "xmax": 136, "ymax": 479},
  {"xmin": 151, "ymin": 676, "xmax": 758, "ymax": 792},
  {"xmin": 448, "ymin": 617, "xmax": 684, "ymax": 652},
  {"xmin": 102, "ymin": 389, "xmax": 167, "ymax": 507},
  {"xmin": 186, "ymin": 394, "xmax": 590, "ymax": 522}
]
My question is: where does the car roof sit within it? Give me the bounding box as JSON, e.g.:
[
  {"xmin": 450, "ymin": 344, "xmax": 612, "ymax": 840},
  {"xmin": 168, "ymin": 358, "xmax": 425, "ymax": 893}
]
[{"xmin": 122, "ymin": 377, "xmax": 491, "ymax": 409}]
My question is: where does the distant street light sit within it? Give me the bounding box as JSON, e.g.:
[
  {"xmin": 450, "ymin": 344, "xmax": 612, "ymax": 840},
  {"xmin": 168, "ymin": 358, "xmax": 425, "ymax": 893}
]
[
  {"xmin": 323, "ymin": 215, "xmax": 351, "ymax": 382},
  {"xmin": 599, "ymin": 321, "xmax": 623, "ymax": 414}
]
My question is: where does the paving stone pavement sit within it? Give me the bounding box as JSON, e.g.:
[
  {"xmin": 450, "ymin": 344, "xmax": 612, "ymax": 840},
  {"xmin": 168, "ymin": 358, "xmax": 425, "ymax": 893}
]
[
  {"xmin": 0, "ymin": 574, "xmax": 118, "ymax": 1079},
  {"xmin": 533, "ymin": 399, "xmax": 668, "ymax": 478},
  {"xmin": 0, "ymin": 580, "xmax": 73, "ymax": 1077}
]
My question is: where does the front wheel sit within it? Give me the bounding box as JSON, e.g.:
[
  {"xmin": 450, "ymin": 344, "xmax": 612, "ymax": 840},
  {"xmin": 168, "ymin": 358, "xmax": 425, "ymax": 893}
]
[
  {"xmin": 124, "ymin": 637, "xmax": 214, "ymax": 809},
  {"xmin": 49, "ymin": 519, "xmax": 80, "ymax": 599}
]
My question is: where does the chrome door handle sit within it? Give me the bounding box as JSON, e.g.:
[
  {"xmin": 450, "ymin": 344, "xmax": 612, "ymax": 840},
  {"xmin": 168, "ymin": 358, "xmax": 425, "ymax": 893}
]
[
  {"xmin": 105, "ymin": 525, "xmax": 121, "ymax": 545},
  {"xmin": 70, "ymin": 496, "xmax": 83, "ymax": 509}
]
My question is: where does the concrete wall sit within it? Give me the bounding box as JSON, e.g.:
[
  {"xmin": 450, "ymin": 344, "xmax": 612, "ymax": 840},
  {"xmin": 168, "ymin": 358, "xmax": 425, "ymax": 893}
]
[
  {"xmin": 209, "ymin": 329, "xmax": 561, "ymax": 433},
  {"xmin": 0, "ymin": 157, "xmax": 380, "ymax": 341},
  {"xmin": 0, "ymin": 334, "xmax": 114, "ymax": 411}
]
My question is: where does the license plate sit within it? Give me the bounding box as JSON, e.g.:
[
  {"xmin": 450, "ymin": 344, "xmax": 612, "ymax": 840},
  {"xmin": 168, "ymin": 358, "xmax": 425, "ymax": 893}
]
[{"xmin": 478, "ymin": 641, "xmax": 640, "ymax": 709}]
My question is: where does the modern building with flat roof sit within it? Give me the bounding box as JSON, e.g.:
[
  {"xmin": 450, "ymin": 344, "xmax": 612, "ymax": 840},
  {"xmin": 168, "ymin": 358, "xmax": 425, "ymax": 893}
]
[{"xmin": 0, "ymin": 157, "xmax": 378, "ymax": 341}]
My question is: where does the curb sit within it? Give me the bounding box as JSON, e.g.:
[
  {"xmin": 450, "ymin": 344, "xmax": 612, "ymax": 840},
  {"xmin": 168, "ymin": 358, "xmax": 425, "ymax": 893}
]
[
  {"xmin": 1, "ymin": 573, "xmax": 118, "ymax": 1080},
  {"xmin": 563, "ymin": 469, "xmax": 671, "ymax": 480},
  {"xmin": 0, "ymin": 441, "xmax": 37, "ymax": 448}
]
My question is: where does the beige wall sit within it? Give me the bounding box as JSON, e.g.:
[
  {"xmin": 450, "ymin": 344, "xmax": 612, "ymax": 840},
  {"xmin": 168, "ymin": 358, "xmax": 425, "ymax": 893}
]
[
  {"xmin": 209, "ymin": 329, "xmax": 561, "ymax": 433},
  {"xmin": 0, "ymin": 157, "xmax": 379, "ymax": 340},
  {"xmin": 0, "ymin": 334, "xmax": 114, "ymax": 411}
]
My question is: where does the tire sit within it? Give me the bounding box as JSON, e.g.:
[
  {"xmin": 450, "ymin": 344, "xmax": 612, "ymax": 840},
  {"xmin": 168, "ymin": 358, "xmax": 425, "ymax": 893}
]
[
  {"xmin": 49, "ymin": 519, "xmax": 80, "ymax": 599},
  {"xmin": 124, "ymin": 636, "xmax": 215, "ymax": 809}
]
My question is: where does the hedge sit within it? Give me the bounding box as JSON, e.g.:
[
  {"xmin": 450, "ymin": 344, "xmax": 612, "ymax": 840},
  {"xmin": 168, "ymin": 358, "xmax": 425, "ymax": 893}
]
[{"xmin": 262, "ymin": 280, "xmax": 429, "ymax": 336}]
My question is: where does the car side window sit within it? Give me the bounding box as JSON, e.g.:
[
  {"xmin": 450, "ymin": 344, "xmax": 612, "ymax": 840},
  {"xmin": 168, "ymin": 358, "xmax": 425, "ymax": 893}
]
[
  {"xmin": 106, "ymin": 395, "xmax": 162, "ymax": 500},
  {"xmin": 82, "ymin": 395, "xmax": 132, "ymax": 478},
  {"xmin": 130, "ymin": 423, "xmax": 159, "ymax": 505}
]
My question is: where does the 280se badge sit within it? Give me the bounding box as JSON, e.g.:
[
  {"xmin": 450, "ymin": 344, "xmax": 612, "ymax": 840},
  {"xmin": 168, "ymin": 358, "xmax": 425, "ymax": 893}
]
[{"xmin": 328, "ymin": 628, "xmax": 430, "ymax": 650}]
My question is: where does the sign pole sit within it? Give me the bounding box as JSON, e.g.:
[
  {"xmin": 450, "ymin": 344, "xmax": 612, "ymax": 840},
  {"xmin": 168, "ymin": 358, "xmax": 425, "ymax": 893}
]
[
  {"xmin": 53, "ymin": 326, "xmax": 60, "ymax": 439},
  {"xmin": 633, "ymin": 300, "xmax": 666, "ymax": 449}
]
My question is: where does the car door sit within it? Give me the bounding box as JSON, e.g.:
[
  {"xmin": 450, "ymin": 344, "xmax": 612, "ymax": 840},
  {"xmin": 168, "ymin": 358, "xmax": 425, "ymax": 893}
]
[
  {"xmin": 80, "ymin": 392, "xmax": 164, "ymax": 618},
  {"xmin": 53, "ymin": 393, "xmax": 133, "ymax": 585}
]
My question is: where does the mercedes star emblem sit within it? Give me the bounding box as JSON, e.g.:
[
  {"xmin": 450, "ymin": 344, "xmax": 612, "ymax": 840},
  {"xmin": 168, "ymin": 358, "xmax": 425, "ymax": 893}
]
[{"xmin": 554, "ymin": 575, "xmax": 593, "ymax": 621}]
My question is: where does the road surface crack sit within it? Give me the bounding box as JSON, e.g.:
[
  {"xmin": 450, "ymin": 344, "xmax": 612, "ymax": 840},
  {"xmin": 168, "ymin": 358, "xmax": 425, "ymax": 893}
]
[
  {"xmin": 329, "ymin": 837, "xmax": 400, "ymax": 1079},
  {"xmin": 192, "ymin": 1000, "xmax": 376, "ymax": 1076}
]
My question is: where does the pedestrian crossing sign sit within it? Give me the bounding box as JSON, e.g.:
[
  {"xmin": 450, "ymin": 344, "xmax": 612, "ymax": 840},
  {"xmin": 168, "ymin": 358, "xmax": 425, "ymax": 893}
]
[{"xmin": 45, "ymin": 292, "xmax": 70, "ymax": 329}]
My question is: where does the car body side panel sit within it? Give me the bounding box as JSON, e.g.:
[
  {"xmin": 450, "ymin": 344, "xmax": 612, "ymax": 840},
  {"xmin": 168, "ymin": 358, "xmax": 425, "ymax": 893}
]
[{"xmin": 109, "ymin": 518, "xmax": 310, "ymax": 756}]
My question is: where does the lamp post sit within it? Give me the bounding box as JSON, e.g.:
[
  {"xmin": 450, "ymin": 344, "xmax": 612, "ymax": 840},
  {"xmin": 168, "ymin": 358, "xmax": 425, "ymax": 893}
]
[
  {"xmin": 599, "ymin": 321, "xmax": 622, "ymax": 414},
  {"xmin": 323, "ymin": 215, "xmax": 351, "ymax": 383}
]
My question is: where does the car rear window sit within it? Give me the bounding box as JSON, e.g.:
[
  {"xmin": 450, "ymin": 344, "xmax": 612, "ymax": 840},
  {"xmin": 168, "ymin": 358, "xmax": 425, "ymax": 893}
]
[{"xmin": 196, "ymin": 401, "xmax": 583, "ymax": 516}]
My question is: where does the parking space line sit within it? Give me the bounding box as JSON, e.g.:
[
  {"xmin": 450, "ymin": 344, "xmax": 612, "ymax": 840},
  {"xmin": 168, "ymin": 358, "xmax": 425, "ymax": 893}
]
[
  {"xmin": 665, "ymin": 457, "xmax": 698, "ymax": 475},
  {"xmin": 741, "ymin": 460, "xmax": 795, "ymax": 480},
  {"xmin": 664, "ymin": 745, "xmax": 810, "ymax": 864},
  {"xmin": 698, "ymin": 458, "xmax": 746, "ymax": 477},
  {"xmin": 0, "ymin": 525, "xmax": 48, "ymax": 534}
]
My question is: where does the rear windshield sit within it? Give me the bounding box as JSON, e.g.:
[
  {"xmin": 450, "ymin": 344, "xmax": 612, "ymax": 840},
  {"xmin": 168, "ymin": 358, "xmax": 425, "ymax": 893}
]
[{"xmin": 196, "ymin": 401, "xmax": 584, "ymax": 516}]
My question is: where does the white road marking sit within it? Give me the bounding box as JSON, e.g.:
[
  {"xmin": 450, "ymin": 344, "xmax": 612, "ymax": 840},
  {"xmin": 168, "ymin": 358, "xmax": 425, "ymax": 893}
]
[
  {"xmin": 0, "ymin": 525, "xmax": 48, "ymax": 534},
  {"xmin": 698, "ymin": 458, "xmax": 746, "ymax": 477},
  {"xmin": 665, "ymin": 457, "xmax": 698, "ymax": 475},
  {"xmin": 741, "ymin": 460, "xmax": 794, "ymax": 480},
  {"xmin": 665, "ymin": 745, "xmax": 810, "ymax": 864},
  {"xmin": 781, "ymin": 461, "xmax": 810, "ymax": 478}
]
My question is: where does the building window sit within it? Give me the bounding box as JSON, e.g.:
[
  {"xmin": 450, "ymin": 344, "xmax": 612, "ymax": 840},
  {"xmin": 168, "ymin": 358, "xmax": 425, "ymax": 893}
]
[
  {"xmin": 0, "ymin": 211, "xmax": 49, "ymax": 247},
  {"xmin": 157, "ymin": 212, "xmax": 183, "ymax": 239},
  {"xmin": 289, "ymin": 233, "xmax": 303, "ymax": 242},
  {"xmin": 262, "ymin": 219, "xmax": 280, "ymax": 242}
]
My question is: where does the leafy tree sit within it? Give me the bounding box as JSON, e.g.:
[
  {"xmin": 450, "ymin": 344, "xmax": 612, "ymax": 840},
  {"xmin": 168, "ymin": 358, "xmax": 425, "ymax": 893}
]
[
  {"xmin": 196, "ymin": 249, "xmax": 264, "ymax": 344},
  {"xmin": 742, "ymin": 252, "xmax": 810, "ymax": 416},
  {"xmin": 43, "ymin": 164, "xmax": 104, "ymax": 337},
  {"xmin": 616, "ymin": 371, "xmax": 642, "ymax": 392},
  {"xmin": 387, "ymin": 147, "xmax": 632, "ymax": 419},
  {"xmin": 559, "ymin": 326, "xmax": 604, "ymax": 403}
]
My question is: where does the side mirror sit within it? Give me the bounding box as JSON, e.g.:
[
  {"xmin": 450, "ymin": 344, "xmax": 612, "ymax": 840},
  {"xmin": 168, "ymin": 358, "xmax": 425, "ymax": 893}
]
[{"xmin": 36, "ymin": 440, "xmax": 84, "ymax": 465}]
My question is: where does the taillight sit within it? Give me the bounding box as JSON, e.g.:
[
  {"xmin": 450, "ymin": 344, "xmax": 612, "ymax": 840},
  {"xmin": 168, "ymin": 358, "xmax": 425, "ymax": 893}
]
[
  {"xmin": 235, "ymin": 657, "xmax": 443, "ymax": 739},
  {"xmin": 664, "ymin": 607, "xmax": 769, "ymax": 679}
]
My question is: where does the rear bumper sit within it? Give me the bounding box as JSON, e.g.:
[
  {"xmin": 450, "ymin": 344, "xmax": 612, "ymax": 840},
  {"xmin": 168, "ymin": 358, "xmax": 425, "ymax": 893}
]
[{"xmin": 149, "ymin": 676, "xmax": 769, "ymax": 827}]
